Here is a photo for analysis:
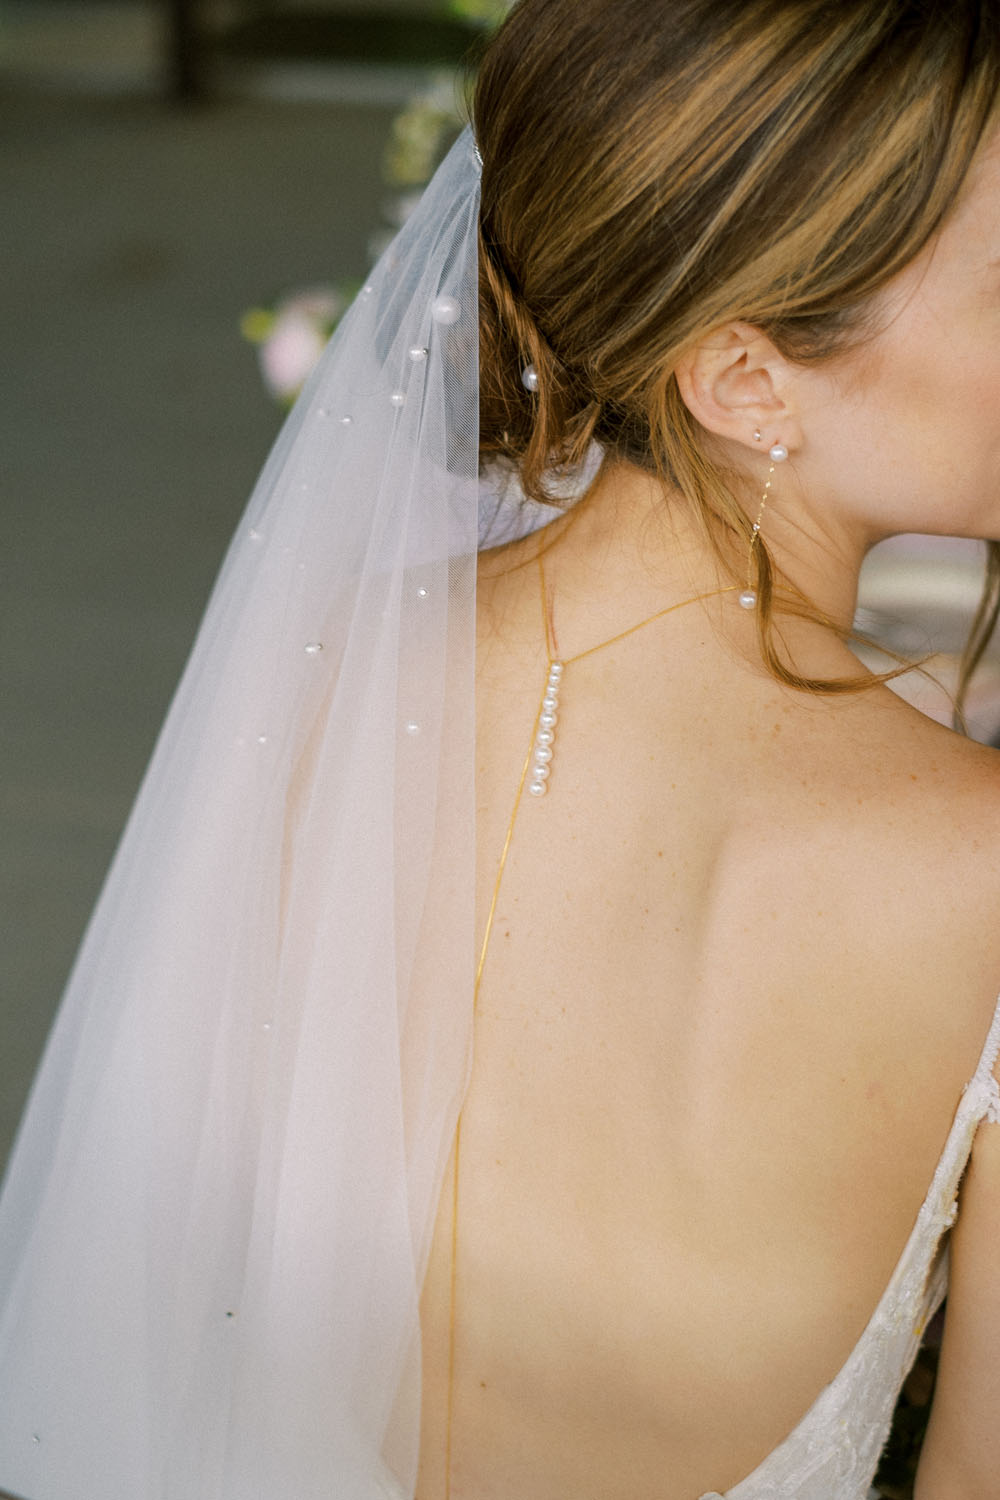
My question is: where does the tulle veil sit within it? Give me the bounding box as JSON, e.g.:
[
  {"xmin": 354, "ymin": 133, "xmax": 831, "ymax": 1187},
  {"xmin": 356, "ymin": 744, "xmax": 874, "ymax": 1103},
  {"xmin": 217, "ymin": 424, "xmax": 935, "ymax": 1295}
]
[{"xmin": 0, "ymin": 127, "xmax": 483, "ymax": 1500}]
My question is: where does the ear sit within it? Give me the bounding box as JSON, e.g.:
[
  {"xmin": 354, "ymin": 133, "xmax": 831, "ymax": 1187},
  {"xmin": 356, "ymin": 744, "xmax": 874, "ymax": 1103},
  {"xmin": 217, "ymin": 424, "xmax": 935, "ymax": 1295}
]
[{"xmin": 673, "ymin": 321, "xmax": 803, "ymax": 457}]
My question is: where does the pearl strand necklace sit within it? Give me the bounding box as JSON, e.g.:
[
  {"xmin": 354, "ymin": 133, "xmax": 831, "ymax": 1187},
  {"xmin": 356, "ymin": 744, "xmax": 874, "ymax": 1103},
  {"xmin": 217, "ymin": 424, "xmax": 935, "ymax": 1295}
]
[
  {"xmin": 527, "ymin": 555, "xmax": 736, "ymax": 796},
  {"xmin": 441, "ymin": 561, "xmax": 737, "ymax": 1498},
  {"xmin": 526, "ymin": 656, "xmax": 562, "ymax": 796}
]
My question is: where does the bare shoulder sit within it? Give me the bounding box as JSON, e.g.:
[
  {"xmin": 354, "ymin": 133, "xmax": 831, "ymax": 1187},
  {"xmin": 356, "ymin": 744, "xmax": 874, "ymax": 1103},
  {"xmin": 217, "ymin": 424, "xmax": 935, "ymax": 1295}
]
[
  {"xmin": 870, "ymin": 692, "xmax": 1000, "ymax": 981},
  {"xmin": 812, "ymin": 684, "xmax": 1000, "ymax": 918},
  {"xmin": 875, "ymin": 693, "xmax": 1000, "ymax": 895},
  {"xmin": 750, "ymin": 681, "xmax": 1000, "ymax": 1056}
]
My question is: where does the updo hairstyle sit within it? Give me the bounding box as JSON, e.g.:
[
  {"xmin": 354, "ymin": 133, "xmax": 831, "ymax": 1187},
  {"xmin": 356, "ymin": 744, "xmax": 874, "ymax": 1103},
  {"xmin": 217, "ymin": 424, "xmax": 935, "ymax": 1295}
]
[{"xmin": 473, "ymin": 0, "xmax": 1000, "ymax": 699}]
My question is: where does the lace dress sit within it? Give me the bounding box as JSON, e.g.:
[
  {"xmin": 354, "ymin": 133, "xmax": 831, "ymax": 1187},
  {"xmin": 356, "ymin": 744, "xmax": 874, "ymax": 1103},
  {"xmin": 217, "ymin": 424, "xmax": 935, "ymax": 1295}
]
[{"xmin": 696, "ymin": 990, "xmax": 1000, "ymax": 1500}]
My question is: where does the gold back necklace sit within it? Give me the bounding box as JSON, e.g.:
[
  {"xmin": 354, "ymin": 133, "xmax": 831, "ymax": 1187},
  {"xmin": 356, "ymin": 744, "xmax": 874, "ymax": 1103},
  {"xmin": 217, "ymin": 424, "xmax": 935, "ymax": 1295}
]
[{"xmin": 442, "ymin": 557, "xmax": 737, "ymax": 1498}]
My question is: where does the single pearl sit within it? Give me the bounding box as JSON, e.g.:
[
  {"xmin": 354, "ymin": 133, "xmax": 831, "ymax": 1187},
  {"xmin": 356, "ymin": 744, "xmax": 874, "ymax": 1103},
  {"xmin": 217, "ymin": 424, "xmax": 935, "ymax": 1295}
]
[
  {"xmin": 405, "ymin": 722, "xmax": 421, "ymax": 736},
  {"xmin": 532, "ymin": 763, "xmax": 550, "ymax": 780},
  {"xmin": 417, "ymin": 586, "xmax": 429, "ymax": 598},
  {"xmin": 542, "ymin": 694, "xmax": 558, "ymax": 712},
  {"xmin": 539, "ymin": 711, "xmax": 557, "ymax": 729},
  {"xmin": 432, "ymin": 295, "xmax": 461, "ymax": 325},
  {"xmin": 534, "ymin": 745, "xmax": 553, "ymax": 764},
  {"xmin": 768, "ymin": 443, "xmax": 788, "ymax": 463},
  {"xmin": 521, "ymin": 364, "xmax": 539, "ymax": 392},
  {"xmin": 408, "ymin": 346, "xmax": 428, "ymax": 362},
  {"xmin": 248, "ymin": 528, "xmax": 263, "ymax": 542},
  {"xmin": 340, "ymin": 415, "xmax": 354, "ymax": 425},
  {"xmin": 536, "ymin": 728, "xmax": 554, "ymax": 746},
  {"xmin": 362, "ymin": 284, "xmax": 374, "ymax": 298},
  {"xmin": 304, "ymin": 641, "xmax": 324, "ymax": 655},
  {"xmin": 528, "ymin": 780, "xmax": 548, "ymax": 797},
  {"xmin": 390, "ymin": 391, "xmax": 406, "ymax": 407},
  {"xmin": 549, "ymin": 661, "xmax": 564, "ymax": 676},
  {"xmin": 739, "ymin": 589, "xmax": 757, "ymax": 610}
]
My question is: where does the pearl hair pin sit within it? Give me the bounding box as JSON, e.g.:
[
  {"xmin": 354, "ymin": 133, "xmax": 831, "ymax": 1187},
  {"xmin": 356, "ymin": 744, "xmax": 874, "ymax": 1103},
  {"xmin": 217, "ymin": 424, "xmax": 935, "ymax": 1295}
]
[{"xmin": 739, "ymin": 439, "xmax": 787, "ymax": 609}]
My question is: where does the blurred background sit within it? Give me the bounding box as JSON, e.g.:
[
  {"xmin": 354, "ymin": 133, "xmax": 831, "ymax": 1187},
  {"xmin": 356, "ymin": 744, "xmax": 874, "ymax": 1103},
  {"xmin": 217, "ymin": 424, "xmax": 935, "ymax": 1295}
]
[{"xmin": 3, "ymin": 0, "xmax": 1000, "ymax": 1177}]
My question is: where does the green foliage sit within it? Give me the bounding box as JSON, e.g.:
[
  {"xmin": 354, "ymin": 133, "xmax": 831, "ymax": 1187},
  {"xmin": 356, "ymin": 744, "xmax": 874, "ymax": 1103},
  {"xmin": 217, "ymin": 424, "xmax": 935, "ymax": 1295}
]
[
  {"xmin": 383, "ymin": 80, "xmax": 462, "ymax": 188},
  {"xmin": 447, "ymin": 0, "xmax": 512, "ymax": 28}
]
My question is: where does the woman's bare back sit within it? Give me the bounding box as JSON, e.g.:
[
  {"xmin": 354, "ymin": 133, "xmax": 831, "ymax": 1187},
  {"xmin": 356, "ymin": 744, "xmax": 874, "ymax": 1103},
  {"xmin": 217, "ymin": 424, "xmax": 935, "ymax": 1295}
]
[{"xmin": 416, "ymin": 513, "xmax": 1000, "ymax": 1500}]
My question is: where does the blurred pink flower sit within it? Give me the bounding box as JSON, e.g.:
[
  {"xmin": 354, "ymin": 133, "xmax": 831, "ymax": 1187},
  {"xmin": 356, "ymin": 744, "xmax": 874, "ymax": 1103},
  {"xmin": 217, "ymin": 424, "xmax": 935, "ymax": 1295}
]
[
  {"xmin": 259, "ymin": 311, "xmax": 327, "ymax": 399},
  {"xmin": 249, "ymin": 287, "xmax": 344, "ymax": 402}
]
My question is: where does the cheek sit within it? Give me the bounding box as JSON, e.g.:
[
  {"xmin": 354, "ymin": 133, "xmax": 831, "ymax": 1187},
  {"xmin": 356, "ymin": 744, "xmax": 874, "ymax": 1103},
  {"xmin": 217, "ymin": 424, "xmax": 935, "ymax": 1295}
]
[
  {"xmin": 928, "ymin": 335, "xmax": 1000, "ymax": 520},
  {"xmin": 796, "ymin": 304, "xmax": 1000, "ymax": 540},
  {"xmin": 899, "ymin": 297, "xmax": 1000, "ymax": 458},
  {"xmin": 836, "ymin": 326, "xmax": 1000, "ymax": 532}
]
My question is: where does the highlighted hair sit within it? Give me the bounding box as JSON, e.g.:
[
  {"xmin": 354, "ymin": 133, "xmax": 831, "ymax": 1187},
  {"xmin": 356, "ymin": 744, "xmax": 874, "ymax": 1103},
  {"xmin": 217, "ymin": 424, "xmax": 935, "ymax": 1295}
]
[{"xmin": 474, "ymin": 0, "xmax": 1000, "ymax": 705}]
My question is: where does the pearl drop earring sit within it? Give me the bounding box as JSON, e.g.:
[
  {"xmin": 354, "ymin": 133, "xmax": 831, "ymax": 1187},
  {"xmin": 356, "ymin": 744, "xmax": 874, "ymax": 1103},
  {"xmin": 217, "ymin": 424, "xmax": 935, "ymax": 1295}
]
[
  {"xmin": 739, "ymin": 441, "xmax": 787, "ymax": 610},
  {"xmin": 521, "ymin": 364, "xmax": 539, "ymax": 392}
]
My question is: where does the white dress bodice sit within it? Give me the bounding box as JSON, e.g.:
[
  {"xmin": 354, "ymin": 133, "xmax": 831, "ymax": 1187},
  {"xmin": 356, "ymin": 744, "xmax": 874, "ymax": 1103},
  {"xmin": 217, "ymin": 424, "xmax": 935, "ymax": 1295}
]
[{"xmin": 698, "ymin": 996, "xmax": 1000, "ymax": 1500}]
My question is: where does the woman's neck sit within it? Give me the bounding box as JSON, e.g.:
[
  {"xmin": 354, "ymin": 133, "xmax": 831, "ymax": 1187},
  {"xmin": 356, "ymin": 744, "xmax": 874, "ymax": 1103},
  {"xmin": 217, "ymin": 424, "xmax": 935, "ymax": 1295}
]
[{"xmin": 506, "ymin": 459, "xmax": 870, "ymax": 684}]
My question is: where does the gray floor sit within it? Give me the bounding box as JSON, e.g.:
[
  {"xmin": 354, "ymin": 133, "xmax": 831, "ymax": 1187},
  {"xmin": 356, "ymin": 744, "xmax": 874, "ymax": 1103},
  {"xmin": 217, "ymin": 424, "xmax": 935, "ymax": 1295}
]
[{"xmin": 1, "ymin": 8, "xmax": 451, "ymax": 1169}]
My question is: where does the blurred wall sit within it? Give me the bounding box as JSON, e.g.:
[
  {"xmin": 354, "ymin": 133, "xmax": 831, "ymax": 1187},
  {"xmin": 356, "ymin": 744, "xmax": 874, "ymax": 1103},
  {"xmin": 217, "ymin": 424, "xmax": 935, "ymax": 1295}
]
[{"xmin": 0, "ymin": 6, "xmax": 419, "ymax": 1167}]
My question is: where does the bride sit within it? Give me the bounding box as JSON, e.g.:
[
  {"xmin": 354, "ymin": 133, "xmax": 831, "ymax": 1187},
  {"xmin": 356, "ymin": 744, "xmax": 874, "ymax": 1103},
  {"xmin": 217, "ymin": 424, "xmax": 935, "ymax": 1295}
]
[{"xmin": 1, "ymin": 2, "xmax": 999, "ymax": 1498}]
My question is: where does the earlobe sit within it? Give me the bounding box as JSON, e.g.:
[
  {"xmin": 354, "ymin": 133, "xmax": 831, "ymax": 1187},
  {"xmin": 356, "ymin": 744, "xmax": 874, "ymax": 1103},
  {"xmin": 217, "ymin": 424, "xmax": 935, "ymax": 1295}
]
[{"xmin": 674, "ymin": 321, "xmax": 802, "ymax": 456}]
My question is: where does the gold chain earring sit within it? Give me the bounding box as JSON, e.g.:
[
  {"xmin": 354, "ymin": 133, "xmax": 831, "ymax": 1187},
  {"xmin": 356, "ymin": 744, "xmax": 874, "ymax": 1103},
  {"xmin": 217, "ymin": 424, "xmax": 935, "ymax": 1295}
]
[{"xmin": 739, "ymin": 436, "xmax": 787, "ymax": 610}]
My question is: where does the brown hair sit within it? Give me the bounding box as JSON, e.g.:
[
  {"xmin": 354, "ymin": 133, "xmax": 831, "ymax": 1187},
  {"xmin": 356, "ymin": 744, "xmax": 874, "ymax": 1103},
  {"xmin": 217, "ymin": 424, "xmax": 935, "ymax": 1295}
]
[{"xmin": 472, "ymin": 0, "xmax": 1000, "ymax": 703}]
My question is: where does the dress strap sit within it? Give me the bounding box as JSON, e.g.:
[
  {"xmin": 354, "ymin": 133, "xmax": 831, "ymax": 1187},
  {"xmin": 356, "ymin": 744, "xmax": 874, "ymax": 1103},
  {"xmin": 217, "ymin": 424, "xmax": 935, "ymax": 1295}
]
[
  {"xmin": 974, "ymin": 990, "xmax": 1000, "ymax": 1083},
  {"xmin": 972, "ymin": 991, "xmax": 1000, "ymax": 1125},
  {"xmin": 987, "ymin": 1082, "xmax": 1000, "ymax": 1125}
]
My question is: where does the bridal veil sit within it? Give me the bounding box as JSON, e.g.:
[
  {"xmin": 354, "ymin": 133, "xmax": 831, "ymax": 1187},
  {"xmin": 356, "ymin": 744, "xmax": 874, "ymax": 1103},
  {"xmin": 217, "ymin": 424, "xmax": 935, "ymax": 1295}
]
[{"xmin": 0, "ymin": 128, "xmax": 482, "ymax": 1500}]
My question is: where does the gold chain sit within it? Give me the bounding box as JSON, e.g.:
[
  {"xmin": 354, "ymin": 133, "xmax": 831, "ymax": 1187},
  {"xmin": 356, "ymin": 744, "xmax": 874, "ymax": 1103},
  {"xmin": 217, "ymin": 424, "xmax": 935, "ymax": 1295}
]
[{"xmin": 442, "ymin": 561, "xmax": 736, "ymax": 1498}]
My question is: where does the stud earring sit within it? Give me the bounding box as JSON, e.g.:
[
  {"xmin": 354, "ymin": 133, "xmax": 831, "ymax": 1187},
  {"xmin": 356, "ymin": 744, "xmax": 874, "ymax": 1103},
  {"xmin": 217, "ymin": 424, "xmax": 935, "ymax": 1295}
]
[{"xmin": 739, "ymin": 441, "xmax": 787, "ymax": 610}]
